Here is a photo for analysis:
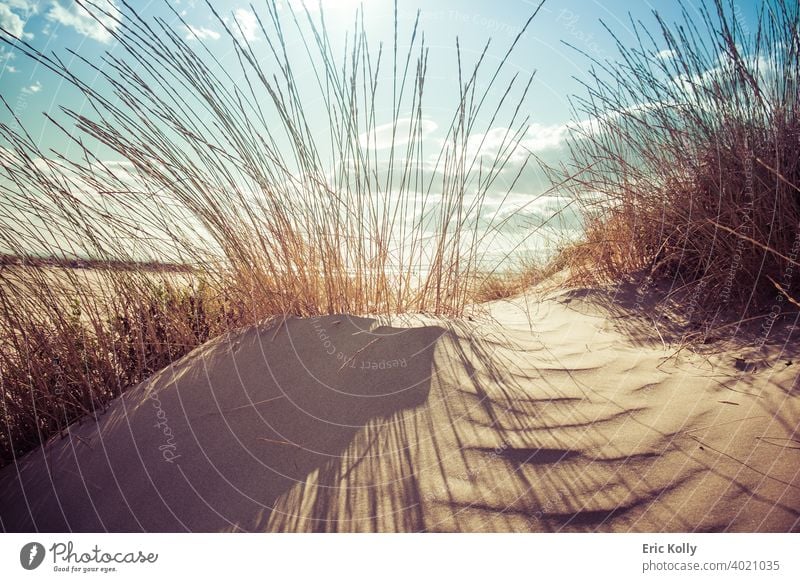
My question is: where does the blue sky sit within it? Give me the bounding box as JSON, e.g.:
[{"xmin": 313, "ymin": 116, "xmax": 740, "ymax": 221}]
[
  {"xmin": 0, "ymin": 1, "xmax": 764, "ymax": 261},
  {"xmin": 0, "ymin": 1, "xmax": 760, "ymax": 153}
]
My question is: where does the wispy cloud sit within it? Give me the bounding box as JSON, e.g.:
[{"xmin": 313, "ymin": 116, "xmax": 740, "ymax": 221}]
[
  {"xmin": 467, "ymin": 122, "xmax": 569, "ymax": 165},
  {"xmin": 0, "ymin": 45, "xmax": 15, "ymax": 63},
  {"xmin": 4, "ymin": 0, "xmax": 38, "ymax": 10},
  {"xmin": 655, "ymin": 49, "xmax": 676, "ymax": 61},
  {"xmin": 360, "ymin": 118, "xmax": 439, "ymax": 150},
  {"xmin": 521, "ymin": 123, "xmax": 569, "ymax": 152},
  {"xmin": 277, "ymin": 0, "xmax": 315, "ymax": 13},
  {"xmin": 183, "ymin": 24, "xmax": 220, "ymax": 41},
  {"xmin": 47, "ymin": 0, "xmax": 121, "ymax": 44},
  {"xmin": 0, "ymin": 2, "xmax": 25, "ymax": 37},
  {"xmin": 276, "ymin": 0, "xmax": 348, "ymax": 14},
  {"xmin": 22, "ymin": 79, "xmax": 41, "ymax": 93},
  {"xmin": 233, "ymin": 8, "xmax": 257, "ymax": 41}
]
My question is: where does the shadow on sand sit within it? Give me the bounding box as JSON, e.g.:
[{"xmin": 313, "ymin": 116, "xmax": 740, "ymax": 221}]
[{"xmin": 0, "ymin": 316, "xmax": 443, "ymax": 532}]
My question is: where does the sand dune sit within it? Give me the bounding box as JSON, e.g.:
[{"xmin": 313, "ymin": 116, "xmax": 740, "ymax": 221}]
[{"xmin": 1, "ymin": 288, "xmax": 798, "ymax": 532}]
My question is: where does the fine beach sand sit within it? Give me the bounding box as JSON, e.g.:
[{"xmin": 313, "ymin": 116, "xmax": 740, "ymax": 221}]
[{"xmin": 1, "ymin": 285, "xmax": 798, "ymax": 532}]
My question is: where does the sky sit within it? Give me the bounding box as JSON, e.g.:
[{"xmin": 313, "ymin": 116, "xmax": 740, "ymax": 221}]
[
  {"xmin": 0, "ymin": 1, "xmax": 762, "ymax": 151},
  {"xmin": 0, "ymin": 0, "xmax": 764, "ymax": 262}
]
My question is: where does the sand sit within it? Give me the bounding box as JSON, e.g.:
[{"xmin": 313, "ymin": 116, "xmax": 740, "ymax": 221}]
[{"xmin": 1, "ymin": 285, "xmax": 798, "ymax": 532}]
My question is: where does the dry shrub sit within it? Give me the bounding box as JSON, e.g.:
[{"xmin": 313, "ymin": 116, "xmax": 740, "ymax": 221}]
[
  {"xmin": 471, "ymin": 271, "xmax": 531, "ymax": 303},
  {"xmin": 554, "ymin": 210, "xmax": 648, "ymax": 286},
  {"xmin": 0, "ymin": 267, "xmax": 245, "ymax": 463},
  {"xmin": 559, "ymin": 0, "xmax": 800, "ymax": 317}
]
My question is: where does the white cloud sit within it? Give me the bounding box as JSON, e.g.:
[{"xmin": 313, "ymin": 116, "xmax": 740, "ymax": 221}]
[
  {"xmin": 277, "ymin": 0, "xmax": 317, "ymax": 12},
  {"xmin": 0, "ymin": 145, "xmax": 23, "ymax": 165},
  {"xmin": 276, "ymin": 0, "xmax": 359, "ymax": 14},
  {"xmin": 233, "ymin": 8, "xmax": 257, "ymax": 42},
  {"xmin": 0, "ymin": 3, "xmax": 25, "ymax": 37},
  {"xmin": 480, "ymin": 192, "xmax": 572, "ymax": 221},
  {"xmin": 4, "ymin": 0, "xmax": 38, "ymax": 11},
  {"xmin": 521, "ymin": 123, "xmax": 569, "ymax": 152},
  {"xmin": 564, "ymin": 100, "xmax": 683, "ymax": 142},
  {"xmin": 360, "ymin": 118, "xmax": 438, "ymax": 150},
  {"xmin": 47, "ymin": 0, "xmax": 121, "ymax": 44},
  {"xmin": 0, "ymin": 45, "xmax": 15, "ymax": 63},
  {"xmin": 22, "ymin": 79, "xmax": 41, "ymax": 93},
  {"xmin": 655, "ymin": 49, "xmax": 676, "ymax": 61},
  {"xmin": 466, "ymin": 122, "xmax": 569, "ymax": 165},
  {"xmin": 5, "ymin": 63, "xmax": 17, "ymax": 72},
  {"xmin": 669, "ymin": 48, "xmax": 789, "ymax": 107},
  {"xmin": 183, "ymin": 24, "xmax": 220, "ymax": 41}
]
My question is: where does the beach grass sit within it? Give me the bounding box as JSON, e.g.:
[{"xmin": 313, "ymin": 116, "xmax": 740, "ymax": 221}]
[
  {"xmin": 0, "ymin": 0, "xmax": 546, "ymax": 465},
  {"xmin": 1, "ymin": 0, "xmax": 797, "ymax": 471},
  {"xmin": 555, "ymin": 0, "xmax": 799, "ymax": 319}
]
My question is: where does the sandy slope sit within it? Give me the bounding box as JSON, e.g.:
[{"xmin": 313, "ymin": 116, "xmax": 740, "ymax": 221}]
[{"xmin": 1, "ymin": 288, "xmax": 798, "ymax": 532}]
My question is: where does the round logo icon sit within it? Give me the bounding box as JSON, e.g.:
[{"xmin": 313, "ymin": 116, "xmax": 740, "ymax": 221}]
[{"xmin": 20, "ymin": 542, "xmax": 46, "ymax": 570}]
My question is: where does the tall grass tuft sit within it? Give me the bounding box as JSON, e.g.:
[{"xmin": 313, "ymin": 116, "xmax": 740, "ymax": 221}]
[
  {"xmin": 0, "ymin": 0, "xmax": 545, "ymax": 465},
  {"xmin": 557, "ymin": 0, "xmax": 799, "ymax": 317}
]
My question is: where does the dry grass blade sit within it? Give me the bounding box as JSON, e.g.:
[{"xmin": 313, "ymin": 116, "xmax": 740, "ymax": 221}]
[
  {"xmin": 0, "ymin": 0, "xmax": 542, "ymax": 466},
  {"xmin": 554, "ymin": 0, "xmax": 800, "ymax": 321}
]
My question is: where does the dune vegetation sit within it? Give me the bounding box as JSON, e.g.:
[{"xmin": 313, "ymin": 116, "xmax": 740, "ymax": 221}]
[
  {"xmin": 0, "ymin": 0, "xmax": 551, "ymax": 465},
  {"xmin": 0, "ymin": 0, "xmax": 797, "ymax": 476},
  {"xmin": 554, "ymin": 0, "xmax": 799, "ymax": 323}
]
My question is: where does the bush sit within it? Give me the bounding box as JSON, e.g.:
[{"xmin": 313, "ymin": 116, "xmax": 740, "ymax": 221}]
[{"xmin": 559, "ymin": 0, "xmax": 800, "ymax": 316}]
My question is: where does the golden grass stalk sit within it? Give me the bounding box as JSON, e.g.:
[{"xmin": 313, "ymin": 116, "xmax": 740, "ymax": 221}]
[
  {"xmin": 0, "ymin": 0, "xmax": 546, "ymax": 464},
  {"xmin": 556, "ymin": 0, "xmax": 799, "ymax": 317}
]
